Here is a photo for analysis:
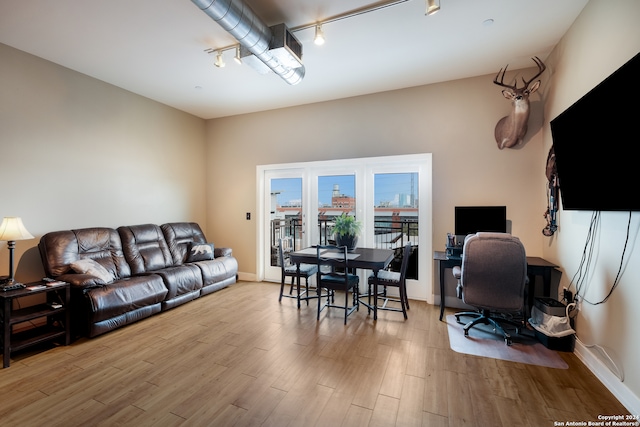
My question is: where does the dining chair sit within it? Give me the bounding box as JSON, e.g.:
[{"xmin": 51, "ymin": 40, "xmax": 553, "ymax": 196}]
[
  {"xmin": 367, "ymin": 242, "xmax": 412, "ymax": 319},
  {"xmin": 316, "ymin": 245, "xmax": 360, "ymax": 324},
  {"xmin": 278, "ymin": 237, "xmax": 318, "ymax": 308}
]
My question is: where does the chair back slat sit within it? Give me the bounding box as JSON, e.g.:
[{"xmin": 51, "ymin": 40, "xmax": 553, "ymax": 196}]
[{"xmin": 315, "ymin": 245, "xmax": 359, "ymax": 324}]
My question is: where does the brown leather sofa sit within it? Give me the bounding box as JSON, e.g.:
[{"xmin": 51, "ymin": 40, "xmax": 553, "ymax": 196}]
[{"xmin": 38, "ymin": 222, "xmax": 238, "ymax": 338}]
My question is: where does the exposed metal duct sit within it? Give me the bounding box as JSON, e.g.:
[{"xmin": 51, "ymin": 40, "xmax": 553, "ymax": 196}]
[{"xmin": 191, "ymin": 0, "xmax": 305, "ymax": 85}]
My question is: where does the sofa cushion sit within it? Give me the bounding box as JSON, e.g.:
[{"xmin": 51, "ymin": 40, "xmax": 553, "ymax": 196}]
[
  {"xmin": 154, "ymin": 264, "xmax": 203, "ymax": 301},
  {"xmin": 186, "ymin": 242, "xmax": 215, "ymax": 262},
  {"xmin": 118, "ymin": 224, "xmax": 174, "ymax": 274},
  {"xmin": 70, "ymin": 258, "xmax": 115, "ymax": 284},
  {"xmin": 38, "ymin": 227, "xmax": 131, "ymax": 280},
  {"xmin": 161, "ymin": 222, "xmax": 207, "ymax": 265},
  {"xmin": 86, "ymin": 275, "xmax": 167, "ymax": 324},
  {"xmin": 195, "ymin": 255, "xmax": 239, "ymax": 287}
]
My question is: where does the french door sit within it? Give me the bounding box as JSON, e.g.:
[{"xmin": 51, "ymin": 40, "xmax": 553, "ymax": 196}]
[{"xmin": 258, "ymin": 154, "xmax": 432, "ymax": 302}]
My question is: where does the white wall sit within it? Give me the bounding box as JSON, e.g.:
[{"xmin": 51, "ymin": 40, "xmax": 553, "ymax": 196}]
[
  {"xmin": 542, "ymin": 0, "xmax": 640, "ymax": 413},
  {"xmin": 0, "ymin": 43, "xmax": 208, "ymax": 283}
]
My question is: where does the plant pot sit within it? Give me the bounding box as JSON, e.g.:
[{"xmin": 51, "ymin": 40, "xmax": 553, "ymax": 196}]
[{"xmin": 335, "ymin": 234, "xmax": 358, "ymax": 251}]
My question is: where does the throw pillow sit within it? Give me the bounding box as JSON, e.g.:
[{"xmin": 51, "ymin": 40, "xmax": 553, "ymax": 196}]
[
  {"xmin": 186, "ymin": 242, "xmax": 215, "ymax": 262},
  {"xmin": 70, "ymin": 258, "xmax": 115, "ymax": 284}
]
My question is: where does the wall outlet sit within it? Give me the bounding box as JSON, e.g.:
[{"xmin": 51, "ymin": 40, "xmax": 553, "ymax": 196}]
[{"xmin": 246, "ymin": 212, "xmax": 251, "ymax": 220}]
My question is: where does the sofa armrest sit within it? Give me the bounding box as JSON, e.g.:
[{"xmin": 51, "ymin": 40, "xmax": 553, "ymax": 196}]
[
  {"xmin": 215, "ymin": 247, "xmax": 233, "ymax": 258},
  {"xmin": 57, "ymin": 273, "xmax": 106, "ymax": 291}
]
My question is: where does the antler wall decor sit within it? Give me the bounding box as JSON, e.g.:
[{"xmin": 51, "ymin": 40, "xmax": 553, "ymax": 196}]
[{"xmin": 493, "ymin": 57, "xmax": 546, "ymax": 149}]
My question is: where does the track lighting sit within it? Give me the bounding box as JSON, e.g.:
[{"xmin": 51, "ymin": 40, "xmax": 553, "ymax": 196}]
[
  {"xmin": 205, "ymin": 0, "xmax": 430, "ymax": 76},
  {"xmin": 214, "ymin": 51, "xmax": 225, "ymax": 68},
  {"xmin": 426, "ymin": 0, "xmax": 440, "ymax": 15},
  {"xmin": 314, "ymin": 24, "xmax": 325, "ymax": 46}
]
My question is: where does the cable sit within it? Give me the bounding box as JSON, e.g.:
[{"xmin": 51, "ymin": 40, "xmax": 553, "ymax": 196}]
[
  {"xmin": 571, "ymin": 211, "xmax": 633, "ymax": 306},
  {"xmin": 575, "ymin": 335, "xmax": 624, "ymax": 381},
  {"xmin": 570, "ymin": 211, "xmax": 600, "ymax": 300},
  {"xmin": 582, "ymin": 211, "xmax": 632, "ymax": 305},
  {"xmin": 565, "ymin": 302, "xmax": 577, "ymax": 319},
  {"xmin": 564, "ymin": 212, "xmax": 634, "ymax": 383}
]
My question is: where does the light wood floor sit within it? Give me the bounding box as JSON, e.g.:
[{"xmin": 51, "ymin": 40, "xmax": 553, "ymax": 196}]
[{"xmin": 0, "ymin": 281, "xmax": 628, "ymax": 426}]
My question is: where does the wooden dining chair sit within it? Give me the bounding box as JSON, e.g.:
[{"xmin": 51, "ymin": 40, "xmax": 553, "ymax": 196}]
[
  {"xmin": 316, "ymin": 245, "xmax": 360, "ymax": 324},
  {"xmin": 367, "ymin": 242, "xmax": 412, "ymax": 319},
  {"xmin": 278, "ymin": 237, "xmax": 318, "ymax": 308}
]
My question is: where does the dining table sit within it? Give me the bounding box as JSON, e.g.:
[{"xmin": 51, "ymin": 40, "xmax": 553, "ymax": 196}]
[{"xmin": 289, "ymin": 246, "xmax": 395, "ymax": 320}]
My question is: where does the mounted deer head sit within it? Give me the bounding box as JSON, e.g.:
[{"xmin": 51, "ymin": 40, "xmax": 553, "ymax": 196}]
[{"xmin": 493, "ymin": 57, "xmax": 546, "ymax": 149}]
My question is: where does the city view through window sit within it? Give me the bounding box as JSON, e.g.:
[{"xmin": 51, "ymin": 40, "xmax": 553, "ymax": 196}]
[{"xmin": 271, "ymin": 172, "xmax": 419, "ymax": 278}]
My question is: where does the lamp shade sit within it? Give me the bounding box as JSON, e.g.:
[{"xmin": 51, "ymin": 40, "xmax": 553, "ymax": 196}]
[{"xmin": 0, "ymin": 217, "xmax": 34, "ymax": 241}]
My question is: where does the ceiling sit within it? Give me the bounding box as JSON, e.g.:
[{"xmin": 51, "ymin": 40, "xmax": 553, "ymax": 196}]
[{"xmin": 0, "ymin": 0, "xmax": 588, "ymax": 120}]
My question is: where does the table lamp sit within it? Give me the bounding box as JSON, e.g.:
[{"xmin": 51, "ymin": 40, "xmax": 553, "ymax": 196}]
[{"xmin": 0, "ymin": 217, "xmax": 34, "ymax": 290}]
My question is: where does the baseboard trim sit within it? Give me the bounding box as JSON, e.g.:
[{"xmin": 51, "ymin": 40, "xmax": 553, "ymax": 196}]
[
  {"xmin": 237, "ymin": 272, "xmax": 257, "ymax": 282},
  {"xmin": 574, "ymin": 338, "xmax": 640, "ymax": 414}
]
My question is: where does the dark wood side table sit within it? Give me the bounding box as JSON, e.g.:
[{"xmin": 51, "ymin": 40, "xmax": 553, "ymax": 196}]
[
  {"xmin": 1, "ymin": 281, "xmax": 71, "ymax": 368},
  {"xmin": 434, "ymin": 251, "xmax": 559, "ymax": 321}
]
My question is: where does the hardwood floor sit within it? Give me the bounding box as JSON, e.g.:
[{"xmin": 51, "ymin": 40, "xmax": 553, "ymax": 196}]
[{"xmin": 0, "ymin": 281, "xmax": 628, "ymax": 426}]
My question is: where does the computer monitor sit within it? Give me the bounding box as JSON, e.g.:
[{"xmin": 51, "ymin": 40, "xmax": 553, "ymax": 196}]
[{"xmin": 454, "ymin": 206, "xmax": 507, "ymax": 237}]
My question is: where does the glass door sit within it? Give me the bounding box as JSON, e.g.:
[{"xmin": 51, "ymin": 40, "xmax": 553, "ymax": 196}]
[
  {"xmin": 258, "ymin": 154, "xmax": 432, "ymax": 303},
  {"xmin": 263, "ymin": 170, "xmax": 305, "ymax": 282},
  {"xmin": 372, "ymin": 172, "xmax": 419, "ymax": 280},
  {"xmin": 316, "ymin": 174, "xmax": 357, "ymax": 245},
  {"xmin": 365, "ymin": 161, "xmax": 430, "ymax": 302}
]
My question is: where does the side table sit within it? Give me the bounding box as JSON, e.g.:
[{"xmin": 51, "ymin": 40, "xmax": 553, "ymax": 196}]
[{"xmin": 1, "ymin": 281, "xmax": 71, "ymax": 368}]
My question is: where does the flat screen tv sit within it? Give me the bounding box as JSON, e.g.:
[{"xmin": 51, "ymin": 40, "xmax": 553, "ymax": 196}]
[
  {"xmin": 550, "ymin": 51, "xmax": 640, "ymax": 211},
  {"xmin": 455, "ymin": 206, "xmax": 507, "ymax": 236}
]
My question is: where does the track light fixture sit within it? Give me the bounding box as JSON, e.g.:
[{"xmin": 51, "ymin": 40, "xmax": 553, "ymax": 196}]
[
  {"xmin": 426, "ymin": 0, "xmax": 440, "ymax": 15},
  {"xmin": 214, "ymin": 51, "xmax": 225, "ymax": 68},
  {"xmin": 314, "ymin": 24, "xmax": 325, "ymax": 46},
  {"xmin": 205, "ymin": 0, "xmax": 428, "ymax": 75}
]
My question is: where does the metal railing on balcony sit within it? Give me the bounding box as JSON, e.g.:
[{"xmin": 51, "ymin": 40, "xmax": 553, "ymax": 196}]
[{"xmin": 270, "ymin": 216, "xmax": 419, "ymax": 279}]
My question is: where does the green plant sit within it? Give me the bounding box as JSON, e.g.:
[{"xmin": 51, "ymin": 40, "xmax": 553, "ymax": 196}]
[{"xmin": 332, "ymin": 213, "xmax": 362, "ymax": 237}]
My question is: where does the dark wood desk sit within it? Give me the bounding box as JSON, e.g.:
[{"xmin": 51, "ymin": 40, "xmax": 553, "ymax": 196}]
[
  {"xmin": 433, "ymin": 251, "xmax": 559, "ymax": 321},
  {"xmin": 290, "ymin": 247, "xmax": 394, "ymax": 320}
]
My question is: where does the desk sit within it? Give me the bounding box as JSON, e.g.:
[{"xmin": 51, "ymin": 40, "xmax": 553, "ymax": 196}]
[
  {"xmin": 433, "ymin": 251, "xmax": 559, "ymax": 321},
  {"xmin": 290, "ymin": 247, "xmax": 394, "ymax": 320}
]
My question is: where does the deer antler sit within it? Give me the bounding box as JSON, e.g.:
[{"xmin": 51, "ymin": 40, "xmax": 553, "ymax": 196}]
[
  {"xmin": 521, "ymin": 56, "xmax": 546, "ymax": 88},
  {"xmin": 493, "ymin": 57, "xmax": 546, "ymax": 90},
  {"xmin": 493, "ymin": 64, "xmax": 516, "ymax": 90}
]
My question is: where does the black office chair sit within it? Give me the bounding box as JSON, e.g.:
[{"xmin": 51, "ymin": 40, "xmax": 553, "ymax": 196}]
[
  {"xmin": 316, "ymin": 245, "xmax": 360, "ymax": 324},
  {"xmin": 453, "ymin": 232, "xmax": 528, "ymax": 345},
  {"xmin": 278, "ymin": 237, "xmax": 318, "ymax": 308},
  {"xmin": 367, "ymin": 242, "xmax": 412, "ymax": 319}
]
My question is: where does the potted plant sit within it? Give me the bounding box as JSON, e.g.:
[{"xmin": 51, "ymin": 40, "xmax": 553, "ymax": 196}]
[{"xmin": 332, "ymin": 213, "xmax": 362, "ymax": 251}]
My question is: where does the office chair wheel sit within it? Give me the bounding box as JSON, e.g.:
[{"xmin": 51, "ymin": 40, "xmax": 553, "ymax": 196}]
[{"xmin": 505, "ymin": 337, "xmax": 512, "ymax": 346}]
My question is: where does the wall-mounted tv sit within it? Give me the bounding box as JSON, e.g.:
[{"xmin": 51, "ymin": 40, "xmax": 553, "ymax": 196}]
[
  {"xmin": 455, "ymin": 206, "xmax": 507, "ymax": 236},
  {"xmin": 550, "ymin": 51, "xmax": 640, "ymax": 211}
]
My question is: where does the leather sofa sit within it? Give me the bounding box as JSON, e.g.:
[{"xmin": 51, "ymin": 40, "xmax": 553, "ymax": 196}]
[{"xmin": 38, "ymin": 222, "xmax": 238, "ymax": 338}]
